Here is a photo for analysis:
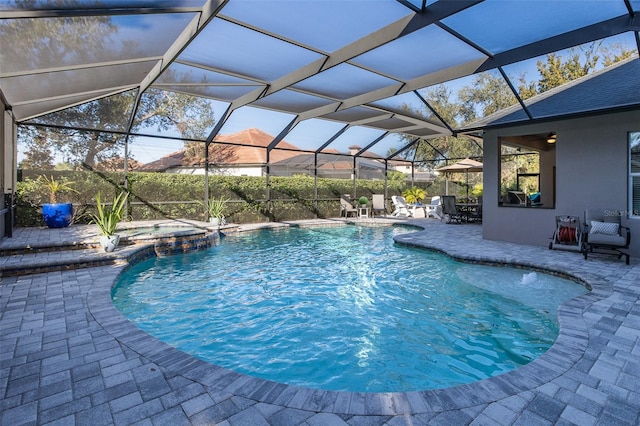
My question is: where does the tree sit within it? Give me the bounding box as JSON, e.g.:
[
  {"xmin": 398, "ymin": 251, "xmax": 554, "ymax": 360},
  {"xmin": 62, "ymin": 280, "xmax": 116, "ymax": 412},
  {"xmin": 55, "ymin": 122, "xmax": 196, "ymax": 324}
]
[
  {"xmin": 517, "ymin": 42, "xmax": 634, "ymax": 99},
  {"xmin": 18, "ymin": 126, "xmax": 55, "ymax": 170},
  {"xmin": 7, "ymin": 4, "xmax": 216, "ymax": 169},
  {"xmin": 395, "ymin": 85, "xmax": 482, "ymax": 169},
  {"xmin": 33, "ymin": 91, "xmax": 137, "ymax": 169},
  {"xmin": 601, "ymin": 43, "xmax": 636, "ymax": 67},
  {"xmin": 0, "ymin": 4, "xmax": 115, "ymax": 73},
  {"xmin": 458, "ymin": 72, "xmax": 516, "ymax": 123},
  {"xmin": 19, "ymin": 87, "xmax": 216, "ymax": 170},
  {"xmin": 134, "ymin": 88, "xmax": 216, "ymax": 147}
]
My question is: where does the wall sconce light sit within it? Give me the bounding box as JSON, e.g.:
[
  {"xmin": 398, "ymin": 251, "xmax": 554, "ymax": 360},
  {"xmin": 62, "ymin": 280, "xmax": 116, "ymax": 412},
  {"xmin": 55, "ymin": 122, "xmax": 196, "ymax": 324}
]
[{"xmin": 547, "ymin": 132, "xmax": 557, "ymax": 144}]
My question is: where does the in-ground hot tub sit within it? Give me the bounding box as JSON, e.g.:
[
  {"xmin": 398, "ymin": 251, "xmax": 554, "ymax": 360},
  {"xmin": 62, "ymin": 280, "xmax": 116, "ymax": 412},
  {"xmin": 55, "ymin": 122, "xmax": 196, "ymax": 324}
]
[{"xmin": 117, "ymin": 223, "xmax": 220, "ymax": 256}]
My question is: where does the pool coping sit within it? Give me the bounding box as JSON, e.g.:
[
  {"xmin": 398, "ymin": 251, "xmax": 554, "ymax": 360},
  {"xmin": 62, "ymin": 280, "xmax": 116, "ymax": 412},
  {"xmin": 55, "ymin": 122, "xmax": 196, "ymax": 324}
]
[
  {"xmin": 0, "ymin": 221, "xmax": 222, "ymax": 277},
  {"xmin": 85, "ymin": 219, "xmax": 625, "ymax": 416}
]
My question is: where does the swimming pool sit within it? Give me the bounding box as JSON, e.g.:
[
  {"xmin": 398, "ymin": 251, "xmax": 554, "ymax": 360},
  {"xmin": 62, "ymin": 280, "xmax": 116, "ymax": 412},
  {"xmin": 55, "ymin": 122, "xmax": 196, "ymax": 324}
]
[{"xmin": 112, "ymin": 225, "xmax": 588, "ymax": 392}]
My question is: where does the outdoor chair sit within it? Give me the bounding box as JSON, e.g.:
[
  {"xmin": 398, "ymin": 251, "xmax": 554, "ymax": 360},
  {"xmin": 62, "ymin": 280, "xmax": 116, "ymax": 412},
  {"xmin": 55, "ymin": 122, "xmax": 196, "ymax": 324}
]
[
  {"xmin": 371, "ymin": 194, "xmax": 387, "ymax": 217},
  {"xmin": 504, "ymin": 191, "xmax": 527, "ymax": 206},
  {"xmin": 440, "ymin": 195, "xmax": 464, "ymax": 224},
  {"xmin": 391, "ymin": 195, "xmax": 411, "ymax": 217},
  {"xmin": 583, "ymin": 208, "xmax": 630, "ymax": 264},
  {"xmin": 425, "ymin": 196, "xmax": 442, "ymax": 220},
  {"xmin": 340, "ymin": 194, "xmax": 358, "ymax": 218}
]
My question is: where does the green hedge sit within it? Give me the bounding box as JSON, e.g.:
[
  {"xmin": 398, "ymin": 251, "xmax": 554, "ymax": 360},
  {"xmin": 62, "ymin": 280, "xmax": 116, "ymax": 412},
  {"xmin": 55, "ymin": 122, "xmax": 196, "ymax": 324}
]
[{"xmin": 16, "ymin": 170, "xmax": 449, "ymax": 226}]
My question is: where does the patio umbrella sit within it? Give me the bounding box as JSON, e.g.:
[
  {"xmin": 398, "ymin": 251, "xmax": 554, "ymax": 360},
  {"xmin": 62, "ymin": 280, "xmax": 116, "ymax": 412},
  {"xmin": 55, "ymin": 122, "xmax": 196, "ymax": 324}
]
[{"xmin": 435, "ymin": 158, "xmax": 483, "ymax": 200}]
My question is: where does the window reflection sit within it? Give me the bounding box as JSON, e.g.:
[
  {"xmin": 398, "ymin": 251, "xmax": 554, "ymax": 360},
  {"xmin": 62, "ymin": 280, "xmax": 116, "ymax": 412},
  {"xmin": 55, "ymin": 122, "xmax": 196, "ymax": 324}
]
[{"xmin": 499, "ymin": 134, "xmax": 555, "ymax": 208}]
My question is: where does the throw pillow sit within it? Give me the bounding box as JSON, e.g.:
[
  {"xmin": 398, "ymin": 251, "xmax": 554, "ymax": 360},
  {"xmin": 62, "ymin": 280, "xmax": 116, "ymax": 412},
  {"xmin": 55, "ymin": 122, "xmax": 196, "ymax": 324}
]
[{"xmin": 589, "ymin": 221, "xmax": 619, "ymax": 235}]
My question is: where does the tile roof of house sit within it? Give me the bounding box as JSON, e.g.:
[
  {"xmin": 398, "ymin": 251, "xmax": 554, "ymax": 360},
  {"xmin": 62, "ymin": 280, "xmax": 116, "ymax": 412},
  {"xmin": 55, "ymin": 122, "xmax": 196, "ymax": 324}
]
[
  {"xmin": 272, "ymin": 153, "xmax": 386, "ymax": 171},
  {"xmin": 139, "ymin": 128, "xmax": 301, "ymax": 171},
  {"xmin": 140, "ymin": 127, "xmax": 417, "ymax": 172},
  {"xmin": 215, "ymin": 128, "xmax": 300, "ymax": 164},
  {"xmin": 138, "ymin": 150, "xmax": 187, "ymax": 172}
]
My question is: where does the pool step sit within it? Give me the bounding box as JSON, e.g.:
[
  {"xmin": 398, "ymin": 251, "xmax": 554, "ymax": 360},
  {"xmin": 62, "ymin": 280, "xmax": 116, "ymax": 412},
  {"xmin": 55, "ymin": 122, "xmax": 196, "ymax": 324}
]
[
  {"xmin": 0, "ymin": 245, "xmax": 150, "ymax": 278},
  {"xmin": 1, "ymin": 229, "xmax": 222, "ymax": 278},
  {"xmin": 0, "ymin": 240, "xmax": 103, "ymax": 257}
]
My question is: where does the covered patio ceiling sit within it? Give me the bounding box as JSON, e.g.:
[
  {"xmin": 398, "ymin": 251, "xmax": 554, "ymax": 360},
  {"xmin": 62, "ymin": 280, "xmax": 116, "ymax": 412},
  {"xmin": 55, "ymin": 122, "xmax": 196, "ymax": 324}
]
[{"xmin": 1, "ymin": 0, "xmax": 639, "ymax": 161}]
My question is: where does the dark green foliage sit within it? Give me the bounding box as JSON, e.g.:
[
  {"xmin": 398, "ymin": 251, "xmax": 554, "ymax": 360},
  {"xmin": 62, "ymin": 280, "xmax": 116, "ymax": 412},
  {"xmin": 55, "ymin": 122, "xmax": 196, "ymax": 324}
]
[{"xmin": 16, "ymin": 170, "xmax": 413, "ymax": 226}]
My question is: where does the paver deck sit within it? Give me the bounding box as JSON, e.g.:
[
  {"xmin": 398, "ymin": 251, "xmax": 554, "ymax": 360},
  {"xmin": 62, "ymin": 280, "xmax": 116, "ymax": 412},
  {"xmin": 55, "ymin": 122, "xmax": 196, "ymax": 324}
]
[{"xmin": 1, "ymin": 219, "xmax": 639, "ymax": 425}]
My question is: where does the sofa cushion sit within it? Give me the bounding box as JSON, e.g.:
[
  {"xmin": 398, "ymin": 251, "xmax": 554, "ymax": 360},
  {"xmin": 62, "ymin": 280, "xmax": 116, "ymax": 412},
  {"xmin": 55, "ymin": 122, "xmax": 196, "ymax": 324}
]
[{"xmin": 587, "ymin": 232, "xmax": 626, "ymax": 246}]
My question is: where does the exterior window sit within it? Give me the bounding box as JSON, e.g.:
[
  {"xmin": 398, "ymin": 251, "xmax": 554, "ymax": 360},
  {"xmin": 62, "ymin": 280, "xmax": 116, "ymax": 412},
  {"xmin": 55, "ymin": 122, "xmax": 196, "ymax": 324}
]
[
  {"xmin": 630, "ymin": 131, "xmax": 640, "ymax": 218},
  {"xmin": 498, "ymin": 133, "xmax": 555, "ymax": 209}
]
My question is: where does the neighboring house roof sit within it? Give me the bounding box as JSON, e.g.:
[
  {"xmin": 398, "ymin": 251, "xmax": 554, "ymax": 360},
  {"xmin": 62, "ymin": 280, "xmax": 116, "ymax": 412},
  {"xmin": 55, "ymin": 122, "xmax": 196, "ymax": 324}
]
[
  {"xmin": 215, "ymin": 128, "xmax": 300, "ymax": 164},
  {"xmin": 140, "ymin": 127, "xmax": 415, "ymax": 173},
  {"xmin": 469, "ymin": 57, "xmax": 640, "ymax": 129},
  {"xmin": 139, "ymin": 128, "xmax": 300, "ymax": 172},
  {"xmin": 140, "ymin": 127, "xmax": 417, "ymax": 173},
  {"xmin": 138, "ymin": 150, "xmax": 188, "ymax": 172},
  {"xmin": 272, "ymin": 153, "xmax": 386, "ymax": 171},
  {"xmin": 388, "ymin": 159, "xmax": 413, "ymax": 168}
]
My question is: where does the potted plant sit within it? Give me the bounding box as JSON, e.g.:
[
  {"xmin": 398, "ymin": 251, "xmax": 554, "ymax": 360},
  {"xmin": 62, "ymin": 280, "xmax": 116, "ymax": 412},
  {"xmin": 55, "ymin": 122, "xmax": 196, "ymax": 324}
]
[
  {"xmin": 402, "ymin": 187, "xmax": 426, "ymax": 205},
  {"xmin": 39, "ymin": 175, "xmax": 77, "ymax": 228},
  {"xmin": 358, "ymin": 196, "xmax": 369, "ymax": 206},
  {"xmin": 90, "ymin": 191, "xmax": 128, "ymax": 252},
  {"xmin": 207, "ymin": 197, "xmax": 228, "ymax": 226}
]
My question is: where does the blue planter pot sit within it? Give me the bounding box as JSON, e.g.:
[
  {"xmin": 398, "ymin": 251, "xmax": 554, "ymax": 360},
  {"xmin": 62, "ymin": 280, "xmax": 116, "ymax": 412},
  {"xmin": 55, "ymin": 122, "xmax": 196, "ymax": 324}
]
[{"xmin": 42, "ymin": 203, "xmax": 73, "ymax": 228}]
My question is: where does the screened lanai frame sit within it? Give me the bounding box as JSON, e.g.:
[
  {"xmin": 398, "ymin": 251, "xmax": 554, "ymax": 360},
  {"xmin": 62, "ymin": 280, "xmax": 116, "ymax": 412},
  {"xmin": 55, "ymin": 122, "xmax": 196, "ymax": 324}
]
[{"xmin": 2, "ymin": 0, "xmax": 640, "ymax": 218}]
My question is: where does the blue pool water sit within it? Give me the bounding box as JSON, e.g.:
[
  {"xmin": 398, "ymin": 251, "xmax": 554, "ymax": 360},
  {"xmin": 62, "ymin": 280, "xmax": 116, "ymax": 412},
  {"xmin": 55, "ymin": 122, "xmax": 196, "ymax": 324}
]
[{"xmin": 112, "ymin": 225, "xmax": 588, "ymax": 392}]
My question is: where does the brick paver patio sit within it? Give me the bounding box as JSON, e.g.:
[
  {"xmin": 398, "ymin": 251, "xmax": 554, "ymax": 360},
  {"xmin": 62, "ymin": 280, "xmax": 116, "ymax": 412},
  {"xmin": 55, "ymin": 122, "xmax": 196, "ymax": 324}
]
[{"xmin": 1, "ymin": 219, "xmax": 639, "ymax": 425}]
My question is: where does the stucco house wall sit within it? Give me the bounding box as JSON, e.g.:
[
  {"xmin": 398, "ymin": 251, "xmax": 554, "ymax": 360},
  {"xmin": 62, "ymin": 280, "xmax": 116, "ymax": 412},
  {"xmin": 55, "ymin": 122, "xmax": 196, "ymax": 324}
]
[
  {"xmin": 168, "ymin": 166, "xmax": 264, "ymax": 177},
  {"xmin": 1, "ymin": 97, "xmax": 6, "ymax": 240},
  {"xmin": 482, "ymin": 109, "xmax": 640, "ymax": 258}
]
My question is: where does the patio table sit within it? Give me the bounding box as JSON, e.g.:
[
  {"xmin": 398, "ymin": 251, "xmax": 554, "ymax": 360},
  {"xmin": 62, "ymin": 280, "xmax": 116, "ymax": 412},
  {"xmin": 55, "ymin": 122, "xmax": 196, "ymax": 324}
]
[
  {"xmin": 456, "ymin": 203, "xmax": 481, "ymax": 222},
  {"xmin": 358, "ymin": 206, "xmax": 369, "ymax": 219}
]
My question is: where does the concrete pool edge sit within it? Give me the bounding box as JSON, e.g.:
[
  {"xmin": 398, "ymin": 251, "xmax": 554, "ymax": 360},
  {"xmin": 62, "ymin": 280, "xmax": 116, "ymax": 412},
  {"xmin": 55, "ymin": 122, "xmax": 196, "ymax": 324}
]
[{"xmin": 87, "ymin": 219, "xmax": 619, "ymax": 416}]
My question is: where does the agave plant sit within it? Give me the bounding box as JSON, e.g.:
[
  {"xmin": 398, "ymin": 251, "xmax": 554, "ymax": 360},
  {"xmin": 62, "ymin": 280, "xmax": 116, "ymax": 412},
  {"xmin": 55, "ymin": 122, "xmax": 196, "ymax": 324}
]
[{"xmin": 90, "ymin": 191, "xmax": 129, "ymax": 236}]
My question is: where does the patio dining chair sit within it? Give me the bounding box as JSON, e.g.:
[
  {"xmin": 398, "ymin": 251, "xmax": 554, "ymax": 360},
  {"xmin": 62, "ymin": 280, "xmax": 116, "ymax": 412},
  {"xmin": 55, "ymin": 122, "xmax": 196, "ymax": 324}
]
[
  {"xmin": 340, "ymin": 194, "xmax": 358, "ymax": 218},
  {"xmin": 583, "ymin": 208, "xmax": 630, "ymax": 264},
  {"xmin": 440, "ymin": 195, "xmax": 464, "ymax": 224}
]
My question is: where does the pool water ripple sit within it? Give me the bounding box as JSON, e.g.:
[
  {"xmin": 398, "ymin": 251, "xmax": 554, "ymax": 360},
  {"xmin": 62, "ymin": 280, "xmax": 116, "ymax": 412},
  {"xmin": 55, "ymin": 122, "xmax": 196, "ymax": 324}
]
[{"xmin": 113, "ymin": 225, "xmax": 587, "ymax": 392}]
